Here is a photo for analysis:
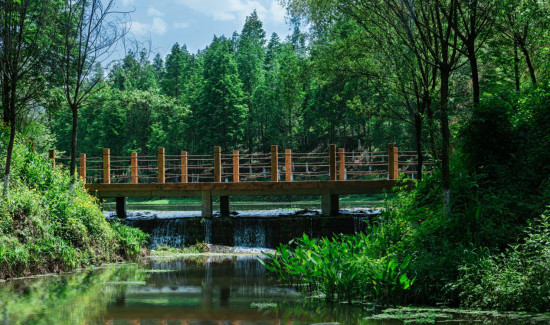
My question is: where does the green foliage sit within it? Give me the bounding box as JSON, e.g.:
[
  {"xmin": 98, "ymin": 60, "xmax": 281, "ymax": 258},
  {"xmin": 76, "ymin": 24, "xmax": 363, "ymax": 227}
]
[
  {"xmin": 261, "ymin": 231, "xmax": 415, "ymax": 304},
  {"xmin": 0, "ymin": 129, "xmax": 147, "ymax": 278},
  {"xmin": 109, "ymin": 221, "xmax": 149, "ymax": 260},
  {"xmin": 262, "ymin": 88, "xmax": 550, "ymax": 309},
  {"xmin": 453, "ymin": 211, "xmax": 550, "ymax": 312},
  {"xmin": 151, "ymin": 242, "xmax": 210, "ymax": 255},
  {"xmin": 196, "ymin": 36, "xmax": 248, "ymax": 152}
]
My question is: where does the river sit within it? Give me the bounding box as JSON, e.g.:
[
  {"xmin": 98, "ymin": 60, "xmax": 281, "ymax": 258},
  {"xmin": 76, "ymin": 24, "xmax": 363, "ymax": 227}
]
[{"xmin": 1, "ymin": 254, "xmax": 548, "ymax": 324}]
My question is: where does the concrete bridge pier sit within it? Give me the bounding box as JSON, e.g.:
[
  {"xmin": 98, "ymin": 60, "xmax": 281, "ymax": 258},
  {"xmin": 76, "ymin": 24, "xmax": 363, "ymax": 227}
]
[
  {"xmin": 116, "ymin": 197, "xmax": 127, "ymax": 218},
  {"xmin": 202, "ymin": 191, "xmax": 212, "ymax": 218},
  {"xmin": 321, "ymin": 191, "xmax": 339, "ymax": 216},
  {"xmin": 220, "ymin": 196, "xmax": 230, "ymax": 217}
]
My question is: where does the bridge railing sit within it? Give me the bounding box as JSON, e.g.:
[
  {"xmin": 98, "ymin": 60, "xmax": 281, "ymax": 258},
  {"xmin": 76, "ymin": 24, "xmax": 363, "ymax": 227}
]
[{"xmin": 48, "ymin": 143, "xmax": 433, "ymax": 184}]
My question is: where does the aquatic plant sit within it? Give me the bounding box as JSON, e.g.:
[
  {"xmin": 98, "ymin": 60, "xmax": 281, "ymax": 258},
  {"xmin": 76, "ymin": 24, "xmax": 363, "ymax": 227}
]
[{"xmin": 261, "ymin": 231, "xmax": 415, "ymax": 304}]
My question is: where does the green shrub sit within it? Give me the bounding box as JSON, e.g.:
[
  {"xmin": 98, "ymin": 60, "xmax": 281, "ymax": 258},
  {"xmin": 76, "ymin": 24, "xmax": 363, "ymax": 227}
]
[
  {"xmin": 0, "ymin": 129, "xmax": 148, "ymax": 278},
  {"xmin": 110, "ymin": 221, "xmax": 149, "ymax": 260},
  {"xmin": 453, "ymin": 212, "xmax": 550, "ymax": 312}
]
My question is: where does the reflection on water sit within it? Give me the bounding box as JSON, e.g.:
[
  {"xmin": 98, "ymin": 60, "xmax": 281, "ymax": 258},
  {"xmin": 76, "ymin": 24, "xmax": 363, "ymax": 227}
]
[
  {"xmin": 0, "ymin": 256, "xmax": 368, "ymax": 325},
  {"xmin": 1, "ymin": 256, "xmax": 547, "ymax": 324}
]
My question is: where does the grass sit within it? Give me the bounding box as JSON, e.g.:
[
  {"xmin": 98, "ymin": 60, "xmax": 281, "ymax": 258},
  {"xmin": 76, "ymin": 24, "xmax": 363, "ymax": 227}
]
[
  {"xmin": 0, "ymin": 130, "xmax": 148, "ymax": 279},
  {"xmin": 151, "ymin": 243, "xmax": 210, "ymax": 256}
]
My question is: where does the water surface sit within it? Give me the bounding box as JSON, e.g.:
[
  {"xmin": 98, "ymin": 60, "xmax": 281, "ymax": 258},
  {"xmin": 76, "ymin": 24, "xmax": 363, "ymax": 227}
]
[{"xmin": 1, "ymin": 255, "xmax": 548, "ymax": 324}]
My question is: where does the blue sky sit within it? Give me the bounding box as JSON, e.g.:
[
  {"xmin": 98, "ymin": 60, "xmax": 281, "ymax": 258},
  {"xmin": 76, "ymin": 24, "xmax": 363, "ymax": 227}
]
[{"xmin": 114, "ymin": 0, "xmax": 292, "ymax": 57}]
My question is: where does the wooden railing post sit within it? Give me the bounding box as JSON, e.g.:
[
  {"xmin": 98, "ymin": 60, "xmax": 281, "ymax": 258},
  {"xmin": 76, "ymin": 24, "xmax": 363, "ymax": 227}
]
[
  {"xmin": 394, "ymin": 145, "xmax": 399, "ymax": 179},
  {"xmin": 103, "ymin": 148, "xmax": 110, "ymax": 184},
  {"xmin": 329, "ymin": 144, "xmax": 336, "ymax": 181},
  {"xmin": 79, "ymin": 153, "xmax": 86, "ymax": 184},
  {"xmin": 388, "ymin": 143, "xmax": 399, "ymax": 180},
  {"xmin": 214, "ymin": 146, "xmax": 221, "ymax": 182},
  {"xmin": 131, "ymin": 152, "xmax": 138, "ymax": 184},
  {"xmin": 271, "ymin": 145, "xmax": 278, "ymax": 182},
  {"xmin": 49, "ymin": 149, "xmax": 55, "ymax": 168},
  {"xmin": 285, "ymin": 149, "xmax": 292, "ymax": 182},
  {"xmin": 233, "ymin": 150, "xmax": 239, "ymax": 182},
  {"xmin": 338, "ymin": 148, "xmax": 345, "ymax": 181},
  {"xmin": 181, "ymin": 151, "xmax": 188, "ymax": 183},
  {"xmin": 158, "ymin": 148, "xmax": 165, "ymax": 183}
]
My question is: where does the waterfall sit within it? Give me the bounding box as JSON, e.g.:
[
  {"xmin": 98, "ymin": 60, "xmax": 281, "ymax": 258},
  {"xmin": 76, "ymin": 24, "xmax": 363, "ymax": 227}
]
[
  {"xmin": 122, "ymin": 212, "xmax": 380, "ymax": 250},
  {"xmin": 353, "ymin": 216, "xmax": 369, "ymax": 233},
  {"xmin": 204, "ymin": 218, "xmax": 212, "ymax": 244},
  {"xmin": 149, "ymin": 218, "xmax": 188, "ymax": 249},
  {"xmin": 233, "ymin": 218, "xmax": 267, "ymax": 248}
]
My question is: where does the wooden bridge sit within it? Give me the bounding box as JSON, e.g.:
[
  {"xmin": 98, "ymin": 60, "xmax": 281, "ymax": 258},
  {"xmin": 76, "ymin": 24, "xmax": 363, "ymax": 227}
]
[{"xmin": 50, "ymin": 144, "xmax": 429, "ymax": 217}]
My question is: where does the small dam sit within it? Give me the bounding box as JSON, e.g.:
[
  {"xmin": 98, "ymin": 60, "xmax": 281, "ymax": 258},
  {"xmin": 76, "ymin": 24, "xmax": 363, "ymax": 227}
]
[{"xmin": 111, "ymin": 210, "xmax": 381, "ymax": 249}]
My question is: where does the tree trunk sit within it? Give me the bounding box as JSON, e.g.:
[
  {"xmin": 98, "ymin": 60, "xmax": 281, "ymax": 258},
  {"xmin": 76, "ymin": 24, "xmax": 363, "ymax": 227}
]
[
  {"xmin": 426, "ymin": 97, "xmax": 437, "ymax": 160},
  {"xmin": 514, "ymin": 42, "xmax": 520, "ymax": 92},
  {"xmin": 414, "ymin": 113, "xmax": 423, "ymax": 181},
  {"xmin": 3, "ymin": 120, "xmax": 16, "ymax": 196},
  {"xmin": 467, "ymin": 43, "xmax": 480, "ymax": 106},
  {"xmin": 69, "ymin": 105, "xmax": 78, "ymax": 188},
  {"xmin": 1, "ymin": 80, "xmax": 9, "ymax": 124},
  {"xmin": 519, "ymin": 42, "xmax": 537, "ymax": 85},
  {"xmin": 440, "ymin": 70, "xmax": 451, "ymax": 208}
]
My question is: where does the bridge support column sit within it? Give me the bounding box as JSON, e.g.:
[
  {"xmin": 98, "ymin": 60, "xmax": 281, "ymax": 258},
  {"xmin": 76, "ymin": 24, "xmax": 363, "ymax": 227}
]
[
  {"xmin": 202, "ymin": 191, "xmax": 212, "ymax": 218},
  {"xmin": 116, "ymin": 197, "xmax": 127, "ymax": 218},
  {"xmin": 220, "ymin": 196, "xmax": 230, "ymax": 217},
  {"xmin": 321, "ymin": 191, "xmax": 339, "ymax": 216}
]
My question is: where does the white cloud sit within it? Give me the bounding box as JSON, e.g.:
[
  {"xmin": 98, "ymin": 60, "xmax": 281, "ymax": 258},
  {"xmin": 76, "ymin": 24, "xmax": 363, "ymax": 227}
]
[
  {"xmin": 270, "ymin": 1, "xmax": 286, "ymax": 24},
  {"xmin": 121, "ymin": 0, "xmax": 135, "ymax": 6},
  {"xmin": 173, "ymin": 21, "xmax": 190, "ymax": 29},
  {"xmin": 151, "ymin": 17, "xmax": 168, "ymax": 34},
  {"xmin": 129, "ymin": 21, "xmax": 149, "ymax": 36},
  {"xmin": 175, "ymin": 0, "xmax": 267, "ymax": 22},
  {"xmin": 130, "ymin": 17, "xmax": 168, "ymax": 36},
  {"xmin": 147, "ymin": 7, "xmax": 164, "ymax": 17}
]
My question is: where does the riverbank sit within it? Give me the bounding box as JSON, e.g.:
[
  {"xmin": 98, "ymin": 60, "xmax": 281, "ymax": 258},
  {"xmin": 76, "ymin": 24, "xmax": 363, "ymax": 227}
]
[{"xmin": 0, "ymin": 132, "xmax": 148, "ymax": 279}]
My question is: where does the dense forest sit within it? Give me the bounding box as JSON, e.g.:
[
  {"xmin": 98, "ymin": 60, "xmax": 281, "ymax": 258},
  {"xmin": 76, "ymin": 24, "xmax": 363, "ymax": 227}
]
[
  {"xmin": 1, "ymin": 0, "xmax": 549, "ymax": 313},
  {"xmin": 50, "ymin": 11, "xmax": 401, "ymax": 158}
]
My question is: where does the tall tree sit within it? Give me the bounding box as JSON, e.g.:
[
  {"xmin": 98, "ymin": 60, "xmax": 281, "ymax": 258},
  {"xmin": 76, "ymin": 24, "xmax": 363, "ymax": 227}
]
[
  {"xmin": 277, "ymin": 43, "xmax": 305, "ymax": 148},
  {"xmin": 161, "ymin": 43, "xmax": 192, "ymax": 100},
  {"xmin": 406, "ymin": 0, "xmax": 463, "ymax": 206},
  {"xmin": 236, "ymin": 10, "xmax": 266, "ymax": 151},
  {"xmin": 0, "ymin": 0, "xmax": 55, "ymax": 195},
  {"xmin": 281, "ymin": 0, "xmax": 462, "ymax": 203},
  {"xmin": 499, "ymin": 0, "xmax": 548, "ymax": 87},
  {"xmin": 196, "ymin": 36, "xmax": 248, "ymax": 152},
  {"xmin": 58, "ymin": 0, "xmax": 128, "ymax": 188},
  {"xmin": 451, "ymin": 0, "xmax": 495, "ymax": 106}
]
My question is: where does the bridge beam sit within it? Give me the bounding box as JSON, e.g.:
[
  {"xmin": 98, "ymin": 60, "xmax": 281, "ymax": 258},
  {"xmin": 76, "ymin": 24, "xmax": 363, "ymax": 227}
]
[
  {"xmin": 116, "ymin": 197, "xmax": 127, "ymax": 218},
  {"xmin": 321, "ymin": 191, "xmax": 339, "ymax": 216},
  {"xmin": 202, "ymin": 191, "xmax": 212, "ymax": 218},
  {"xmin": 220, "ymin": 196, "xmax": 230, "ymax": 217}
]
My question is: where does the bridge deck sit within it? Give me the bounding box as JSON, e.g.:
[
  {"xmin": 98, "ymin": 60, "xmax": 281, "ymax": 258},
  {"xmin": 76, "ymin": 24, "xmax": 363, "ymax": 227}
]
[
  {"xmin": 86, "ymin": 180, "xmax": 398, "ymax": 197},
  {"xmin": 87, "ymin": 180, "xmax": 406, "ymax": 218}
]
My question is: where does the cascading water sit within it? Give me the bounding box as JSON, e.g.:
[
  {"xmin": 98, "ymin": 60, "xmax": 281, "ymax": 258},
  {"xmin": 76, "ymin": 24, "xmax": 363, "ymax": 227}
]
[
  {"xmin": 147, "ymin": 218, "xmax": 188, "ymax": 249},
  {"xmin": 204, "ymin": 218, "xmax": 212, "ymax": 244},
  {"xmin": 120, "ymin": 210, "xmax": 381, "ymax": 249},
  {"xmin": 233, "ymin": 218, "xmax": 268, "ymax": 248},
  {"xmin": 353, "ymin": 216, "xmax": 369, "ymax": 233}
]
